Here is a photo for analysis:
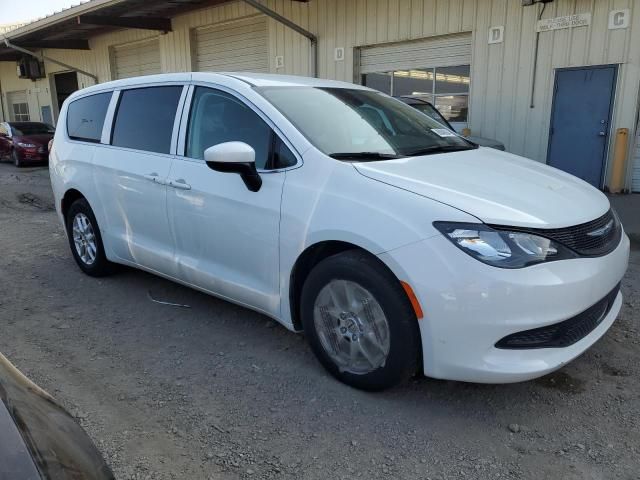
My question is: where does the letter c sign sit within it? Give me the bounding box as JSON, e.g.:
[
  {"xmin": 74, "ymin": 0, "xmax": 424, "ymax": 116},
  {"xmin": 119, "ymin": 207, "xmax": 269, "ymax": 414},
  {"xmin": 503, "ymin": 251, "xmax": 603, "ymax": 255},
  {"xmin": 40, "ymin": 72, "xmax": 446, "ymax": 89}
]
[{"xmin": 608, "ymin": 9, "xmax": 629, "ymax": 30}]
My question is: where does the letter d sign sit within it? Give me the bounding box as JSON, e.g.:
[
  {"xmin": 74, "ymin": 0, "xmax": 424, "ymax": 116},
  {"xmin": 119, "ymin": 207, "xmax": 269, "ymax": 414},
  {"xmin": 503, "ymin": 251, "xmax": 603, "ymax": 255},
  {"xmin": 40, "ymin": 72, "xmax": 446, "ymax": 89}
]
[
  {"xmin": 608, "ymin": 9, "xmax": 629, "ymax": 30},
  {"xmin": 488, "ymin": 26, "xmax": 504, "ymax": 44}
]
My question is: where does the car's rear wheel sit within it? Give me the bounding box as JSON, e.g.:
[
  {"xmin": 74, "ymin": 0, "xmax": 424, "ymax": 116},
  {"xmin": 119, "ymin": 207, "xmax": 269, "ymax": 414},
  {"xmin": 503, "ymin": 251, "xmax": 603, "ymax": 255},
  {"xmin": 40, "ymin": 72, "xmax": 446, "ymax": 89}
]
[
  {"xmin": 301, "ymin": 250, "xmax": 420, "ymax": 391},
  {"xmin": 12, "ymin": 150, "xmax": 22, "ymax": 167},
  {"xmin": 65, "ymin": 198, "xmax": 113, "ymax": 277}
]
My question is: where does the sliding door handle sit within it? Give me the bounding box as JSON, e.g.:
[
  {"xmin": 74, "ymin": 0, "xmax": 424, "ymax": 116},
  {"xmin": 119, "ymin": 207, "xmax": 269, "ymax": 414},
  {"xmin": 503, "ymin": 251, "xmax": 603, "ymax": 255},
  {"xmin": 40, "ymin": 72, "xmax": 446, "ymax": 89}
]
[{"xmin": 169, "ymin": 178, "xmax": 192, "ymax": 190}]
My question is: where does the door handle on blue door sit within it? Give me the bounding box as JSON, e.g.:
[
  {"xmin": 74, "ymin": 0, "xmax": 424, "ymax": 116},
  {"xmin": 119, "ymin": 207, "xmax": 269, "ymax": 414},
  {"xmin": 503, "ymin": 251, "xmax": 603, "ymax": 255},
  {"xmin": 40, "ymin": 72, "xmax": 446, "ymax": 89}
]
[{"xmin": 169, "ymin": 179, "xmax": 191, "ymax": 190}]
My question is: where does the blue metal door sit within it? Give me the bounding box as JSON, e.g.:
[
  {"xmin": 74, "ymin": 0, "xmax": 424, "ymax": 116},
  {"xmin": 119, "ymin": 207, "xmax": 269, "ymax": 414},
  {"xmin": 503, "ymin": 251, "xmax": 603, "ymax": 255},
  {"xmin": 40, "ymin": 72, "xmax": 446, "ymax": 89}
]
[{"xmin": 547, "ymin": 65, "xmax": 617, "ymax": 188}]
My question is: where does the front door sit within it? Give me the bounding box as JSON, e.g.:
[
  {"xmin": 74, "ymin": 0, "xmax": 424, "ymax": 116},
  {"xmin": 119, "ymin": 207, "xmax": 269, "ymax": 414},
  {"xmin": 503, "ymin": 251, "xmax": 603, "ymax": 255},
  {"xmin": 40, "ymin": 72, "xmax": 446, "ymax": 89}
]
[
  {"xmin": 547, "ymin": 65, "xmax": 617, "ymax": 188},
  {"xmin": 167, "ymin": 86, "xmax": 288, "ymax": 317}
]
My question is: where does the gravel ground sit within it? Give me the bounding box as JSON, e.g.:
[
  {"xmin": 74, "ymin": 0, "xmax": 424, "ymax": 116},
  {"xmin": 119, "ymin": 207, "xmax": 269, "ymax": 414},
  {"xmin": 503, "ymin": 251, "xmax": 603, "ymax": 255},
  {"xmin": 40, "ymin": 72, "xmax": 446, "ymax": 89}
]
[{"xmin": 0, "ymin": 163, "xmax": 638, "ymax": 480}]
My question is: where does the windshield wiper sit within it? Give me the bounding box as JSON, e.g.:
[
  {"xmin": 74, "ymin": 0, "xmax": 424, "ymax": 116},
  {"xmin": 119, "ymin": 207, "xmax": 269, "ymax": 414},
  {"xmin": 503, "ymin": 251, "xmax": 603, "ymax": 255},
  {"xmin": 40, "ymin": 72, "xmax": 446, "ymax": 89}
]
[
  {"xmin": 403, "ymin": 144, "xmax": 477, "ymax": 157},
  {"xmin": 329, "ymin": 152, "xmax": 404, "ymax": 161}
]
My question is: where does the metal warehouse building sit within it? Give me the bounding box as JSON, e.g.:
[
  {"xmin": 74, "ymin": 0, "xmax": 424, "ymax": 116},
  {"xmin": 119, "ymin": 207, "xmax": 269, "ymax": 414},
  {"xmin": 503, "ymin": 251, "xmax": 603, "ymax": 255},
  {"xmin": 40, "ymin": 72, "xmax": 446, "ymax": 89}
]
[{"xmin": 0, "ymin": 0, "xmax": 639, "ymax": 192}]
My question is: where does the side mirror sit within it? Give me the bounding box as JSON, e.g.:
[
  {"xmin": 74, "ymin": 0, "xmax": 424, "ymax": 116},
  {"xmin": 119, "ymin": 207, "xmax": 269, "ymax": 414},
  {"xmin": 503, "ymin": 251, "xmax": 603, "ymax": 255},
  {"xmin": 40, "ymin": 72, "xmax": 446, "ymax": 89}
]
[{"xmin": 204, "ymin": 142, "xmax": 262, "ymax": 192}]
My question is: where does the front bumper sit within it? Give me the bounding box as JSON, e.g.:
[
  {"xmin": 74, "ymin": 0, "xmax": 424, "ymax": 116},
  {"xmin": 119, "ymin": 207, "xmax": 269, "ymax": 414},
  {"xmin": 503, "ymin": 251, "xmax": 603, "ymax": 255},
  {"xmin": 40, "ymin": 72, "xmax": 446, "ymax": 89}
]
[
  {"xmin": 379, "ymin": 231, "xmax": 630, "ymax": 383},
  {"xmin": 16, "ymin": 148, "xmax": 48, "ymax": 163}
]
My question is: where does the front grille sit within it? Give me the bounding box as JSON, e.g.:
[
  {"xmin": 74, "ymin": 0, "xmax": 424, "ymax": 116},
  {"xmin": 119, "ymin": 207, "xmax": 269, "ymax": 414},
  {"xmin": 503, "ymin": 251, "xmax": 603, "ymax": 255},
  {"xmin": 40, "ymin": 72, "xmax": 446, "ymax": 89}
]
[
  {"xmin": 493, "ymin": 209, "xmax": 622, "ymax": 257},
  {"xmin": 495, "ymin": 283, "xmax": 620, "ymax": 349}
]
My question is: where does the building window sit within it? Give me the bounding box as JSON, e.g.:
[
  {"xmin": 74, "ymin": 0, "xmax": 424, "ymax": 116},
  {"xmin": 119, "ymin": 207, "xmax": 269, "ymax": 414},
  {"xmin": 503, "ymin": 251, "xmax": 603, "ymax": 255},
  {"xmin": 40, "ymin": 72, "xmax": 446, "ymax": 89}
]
[
  {"xmin": 362, "ymin": 65, "xmax": 470, "ymax": 124},
  {"xmin": 12, "ymin": 102, "xmax": 30, "ymax": 121}
]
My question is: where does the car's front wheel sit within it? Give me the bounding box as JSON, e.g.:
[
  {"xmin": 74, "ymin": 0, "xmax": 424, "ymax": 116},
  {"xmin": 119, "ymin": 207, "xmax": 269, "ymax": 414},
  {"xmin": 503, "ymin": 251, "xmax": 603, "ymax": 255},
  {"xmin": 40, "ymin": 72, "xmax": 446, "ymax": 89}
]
[
  {"xmin": 301, "ymin": 250, "xmax": 420, "ymax": 391},
  {"xmin": 65, "ymin": 198, "xmax": 113, "ymax": 277}
]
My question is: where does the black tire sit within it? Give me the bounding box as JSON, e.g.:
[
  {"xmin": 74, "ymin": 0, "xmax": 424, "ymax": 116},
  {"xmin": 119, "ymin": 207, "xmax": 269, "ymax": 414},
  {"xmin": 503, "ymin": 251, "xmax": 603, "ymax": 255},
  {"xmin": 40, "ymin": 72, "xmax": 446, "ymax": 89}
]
[
  {"xmin": 12, "ymin": 150, "xmax": 22, "ymax": 167},
  {"xmin": 65, "ymin": 198, "xmax": 113, "ymax": 277},
  {"xmin": 301, "ymin": 250, "xmax": 420, "ymax": 391}
]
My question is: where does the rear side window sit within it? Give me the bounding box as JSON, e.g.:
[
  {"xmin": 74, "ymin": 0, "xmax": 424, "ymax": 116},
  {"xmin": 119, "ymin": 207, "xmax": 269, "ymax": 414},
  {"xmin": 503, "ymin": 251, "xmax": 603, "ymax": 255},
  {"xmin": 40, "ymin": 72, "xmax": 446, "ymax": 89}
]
[
  {"xmin": 66, "ymin": 92, "xmax": 112, "ymax": 142},
  {"xmin": 111, "ymin": 86, "xmax": 183, "ymax": 154}
]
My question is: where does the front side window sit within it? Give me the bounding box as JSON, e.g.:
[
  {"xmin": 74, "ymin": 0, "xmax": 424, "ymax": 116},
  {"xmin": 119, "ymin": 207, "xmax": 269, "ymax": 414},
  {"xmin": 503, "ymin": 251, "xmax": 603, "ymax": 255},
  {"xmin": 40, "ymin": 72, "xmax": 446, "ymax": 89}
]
[
  {"xmin": 186, "ymin": 87, "xmax": 274, "ymax": 169},
  {"xmin": 67, "ymin": 92, "xmax": 112, "ymax": 142},
  {"xmin": 260, "ymin": 87, "xmax": 473, "ymax": 158},
  {"xmin": 112, "ymin": 86, "xmax": 183, "ymax": 154},
  {"xmin": 363, "ymin": 65, "xmax": 470, "ymax": 123}
]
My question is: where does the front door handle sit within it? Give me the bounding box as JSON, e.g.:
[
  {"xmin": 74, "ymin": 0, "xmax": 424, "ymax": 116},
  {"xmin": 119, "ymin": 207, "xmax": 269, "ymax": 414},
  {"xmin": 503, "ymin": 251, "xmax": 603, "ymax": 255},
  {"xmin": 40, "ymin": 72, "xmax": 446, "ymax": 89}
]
[
  {"xmin": 598, "ymin": 131, "xmax": 607, "ymax": 137},
  {"xmin": 143, "ymin": 172, "xmax": 160, "ymax": 182},
  {"xmin": 169, "ymin": 178, "xmax": 192, "ymax": 190}
]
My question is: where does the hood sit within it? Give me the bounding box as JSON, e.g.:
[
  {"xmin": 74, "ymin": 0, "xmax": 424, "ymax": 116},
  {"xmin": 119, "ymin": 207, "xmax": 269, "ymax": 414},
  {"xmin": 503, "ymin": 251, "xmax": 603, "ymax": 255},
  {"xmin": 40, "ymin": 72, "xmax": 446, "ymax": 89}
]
[
  {"xmin": 354, "ymin": 147, "xmax": 610, "ymax": 229},
  {"xmin": 13, "ymin": 134, "xmax": 53, "ymax": 146}
]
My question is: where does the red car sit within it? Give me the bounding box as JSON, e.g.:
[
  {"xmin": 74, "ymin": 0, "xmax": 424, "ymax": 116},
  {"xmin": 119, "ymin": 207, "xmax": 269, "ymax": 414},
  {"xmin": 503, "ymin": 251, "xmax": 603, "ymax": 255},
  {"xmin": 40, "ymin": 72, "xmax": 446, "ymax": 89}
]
[{"xmin": 0, "ymin": 121, "xmax": 55, "ymax": 167}]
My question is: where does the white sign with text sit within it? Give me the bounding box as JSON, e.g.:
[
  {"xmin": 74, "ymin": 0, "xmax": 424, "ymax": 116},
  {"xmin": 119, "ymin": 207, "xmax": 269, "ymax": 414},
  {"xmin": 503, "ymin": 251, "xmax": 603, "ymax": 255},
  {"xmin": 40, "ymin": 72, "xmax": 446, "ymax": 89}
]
[{"xmin": 536, "ymin": 13, "xmax": 591, "ymax": 32}]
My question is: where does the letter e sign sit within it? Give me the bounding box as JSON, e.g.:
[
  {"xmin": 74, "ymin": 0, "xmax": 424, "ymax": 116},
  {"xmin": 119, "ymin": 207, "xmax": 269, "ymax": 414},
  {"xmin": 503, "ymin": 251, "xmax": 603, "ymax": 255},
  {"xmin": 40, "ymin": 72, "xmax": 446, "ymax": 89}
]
[
  {"xmin": 608, "ymin": 9, "xmax": 629, "ymax": 30},
  {"xmin": 489, "ymin": 26, "xmax": 504, "ymax": 44}
]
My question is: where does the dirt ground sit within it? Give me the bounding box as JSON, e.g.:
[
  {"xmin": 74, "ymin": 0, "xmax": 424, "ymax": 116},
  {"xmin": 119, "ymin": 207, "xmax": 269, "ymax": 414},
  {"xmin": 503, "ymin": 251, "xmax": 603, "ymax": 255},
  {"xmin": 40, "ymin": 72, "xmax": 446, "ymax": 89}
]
[{"xmin": 0, "ymin": 162, "xmax": 638, "ymax": 480}]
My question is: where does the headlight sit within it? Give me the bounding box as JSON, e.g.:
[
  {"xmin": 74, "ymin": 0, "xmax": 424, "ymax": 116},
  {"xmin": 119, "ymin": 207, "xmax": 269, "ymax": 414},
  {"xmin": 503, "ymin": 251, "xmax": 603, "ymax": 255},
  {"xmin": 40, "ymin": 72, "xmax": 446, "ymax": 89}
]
[
  {"xmin": 434, "ymin": 222, "xmax": 576, "ymax": 268},
  {"xmin": 16, "ymin": 142, "xmax": 37, "ymax": 148}
]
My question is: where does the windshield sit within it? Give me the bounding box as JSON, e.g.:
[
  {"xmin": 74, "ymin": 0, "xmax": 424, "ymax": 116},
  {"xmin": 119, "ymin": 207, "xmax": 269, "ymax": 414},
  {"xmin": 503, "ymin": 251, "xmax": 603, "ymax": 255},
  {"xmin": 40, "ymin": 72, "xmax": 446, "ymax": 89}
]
[
  {"xmin": 260, "ymin": 87, "xmax": 473, "ymax": 158},
  {"xmin": 409, "ymin": 102, "xmax": 453, "ymax": 129},
  {"xmin": 11, "ymin": 123, "xmax": 55, "ymax": 135}
]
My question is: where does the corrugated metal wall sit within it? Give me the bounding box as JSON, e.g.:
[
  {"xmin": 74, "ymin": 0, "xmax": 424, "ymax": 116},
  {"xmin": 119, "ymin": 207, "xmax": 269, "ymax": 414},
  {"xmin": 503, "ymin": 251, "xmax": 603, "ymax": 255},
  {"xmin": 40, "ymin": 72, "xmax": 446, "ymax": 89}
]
[{"xmin": 1, "ymin": 0, "xmax": 639, "ymax": 189}]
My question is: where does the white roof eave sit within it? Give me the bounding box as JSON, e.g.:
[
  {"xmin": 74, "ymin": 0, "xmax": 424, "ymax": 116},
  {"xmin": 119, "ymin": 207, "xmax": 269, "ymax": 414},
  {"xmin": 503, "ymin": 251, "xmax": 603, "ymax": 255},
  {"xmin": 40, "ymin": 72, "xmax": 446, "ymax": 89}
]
[{"xmin": 2, "ymin": 0, "xmax": 127, "ymax": 40}]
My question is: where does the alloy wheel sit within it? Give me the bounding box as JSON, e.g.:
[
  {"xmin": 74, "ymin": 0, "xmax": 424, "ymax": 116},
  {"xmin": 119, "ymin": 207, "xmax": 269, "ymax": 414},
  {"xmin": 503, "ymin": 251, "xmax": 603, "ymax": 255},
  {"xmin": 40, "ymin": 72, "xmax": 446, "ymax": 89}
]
[
  {"xmin": 313, "ymin": 280, "xmax": 391, "ymax": 375},
  {"xmin": 72, "ymin": 213, "xmax": 97, "ymax": 265}
]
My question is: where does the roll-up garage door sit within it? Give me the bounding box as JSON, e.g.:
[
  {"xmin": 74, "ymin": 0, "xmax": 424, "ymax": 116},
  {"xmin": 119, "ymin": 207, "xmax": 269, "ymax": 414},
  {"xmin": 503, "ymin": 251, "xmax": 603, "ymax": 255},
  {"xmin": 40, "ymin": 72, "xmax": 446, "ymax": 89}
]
[
  {"xmin": 195, "ymin": 16, "xmax": 268, "ymax": 73},
  {"xmin": 6, "ymin": 91, "xmax": 30, "ymax": 121},
  {"xmin": 359, "ymin": 33, "xmax": 472, "ymax": 74},
  {"xmin": 632, "ymin": 126, "xmax": 640, "ymax": 192},
  {"xmin": 113, "ymin": 38, "xmax": 161, "ymax": 80}
]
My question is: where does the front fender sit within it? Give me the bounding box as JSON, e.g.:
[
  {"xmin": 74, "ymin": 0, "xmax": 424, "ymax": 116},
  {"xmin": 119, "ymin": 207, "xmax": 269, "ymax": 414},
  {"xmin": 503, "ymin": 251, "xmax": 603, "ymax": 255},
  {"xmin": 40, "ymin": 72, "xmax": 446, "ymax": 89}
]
[{"xmin": 276, "ymin": 150, "xmax": 476, "ymax": 328}]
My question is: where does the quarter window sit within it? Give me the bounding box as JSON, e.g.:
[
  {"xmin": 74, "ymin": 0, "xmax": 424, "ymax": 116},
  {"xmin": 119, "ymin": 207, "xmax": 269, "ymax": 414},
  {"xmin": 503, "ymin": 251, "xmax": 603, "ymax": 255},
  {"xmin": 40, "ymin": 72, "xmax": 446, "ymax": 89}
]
[
  {"xmin": 186, "ymin": 87, "xmax": 274, "ymax": 169},
  {"xmin": 112, "ymin": 86, "xmax": 183, "ymax": 154},
  {"xmin": 67, "ymin": 92, "xmax": 112, "ymax": 142},
  {"xmin": 273, "ymin": 136, "xmax": 297, "ymax": 169}
]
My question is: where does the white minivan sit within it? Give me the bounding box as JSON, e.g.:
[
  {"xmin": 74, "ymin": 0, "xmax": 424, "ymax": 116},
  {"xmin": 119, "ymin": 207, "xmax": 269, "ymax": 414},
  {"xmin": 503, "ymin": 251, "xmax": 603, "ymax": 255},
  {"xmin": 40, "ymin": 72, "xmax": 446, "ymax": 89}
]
[{"xmin": 50, "ymin": 73, "xmax": 629, "ymax": 391}]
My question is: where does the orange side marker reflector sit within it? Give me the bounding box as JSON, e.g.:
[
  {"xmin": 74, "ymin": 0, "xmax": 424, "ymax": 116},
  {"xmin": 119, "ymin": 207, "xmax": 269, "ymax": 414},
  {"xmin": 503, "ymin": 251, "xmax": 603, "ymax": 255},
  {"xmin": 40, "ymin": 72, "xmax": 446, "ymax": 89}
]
[{"xmin": 401, "ymin": 281, "xmax": 424, "ymax": 320}]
